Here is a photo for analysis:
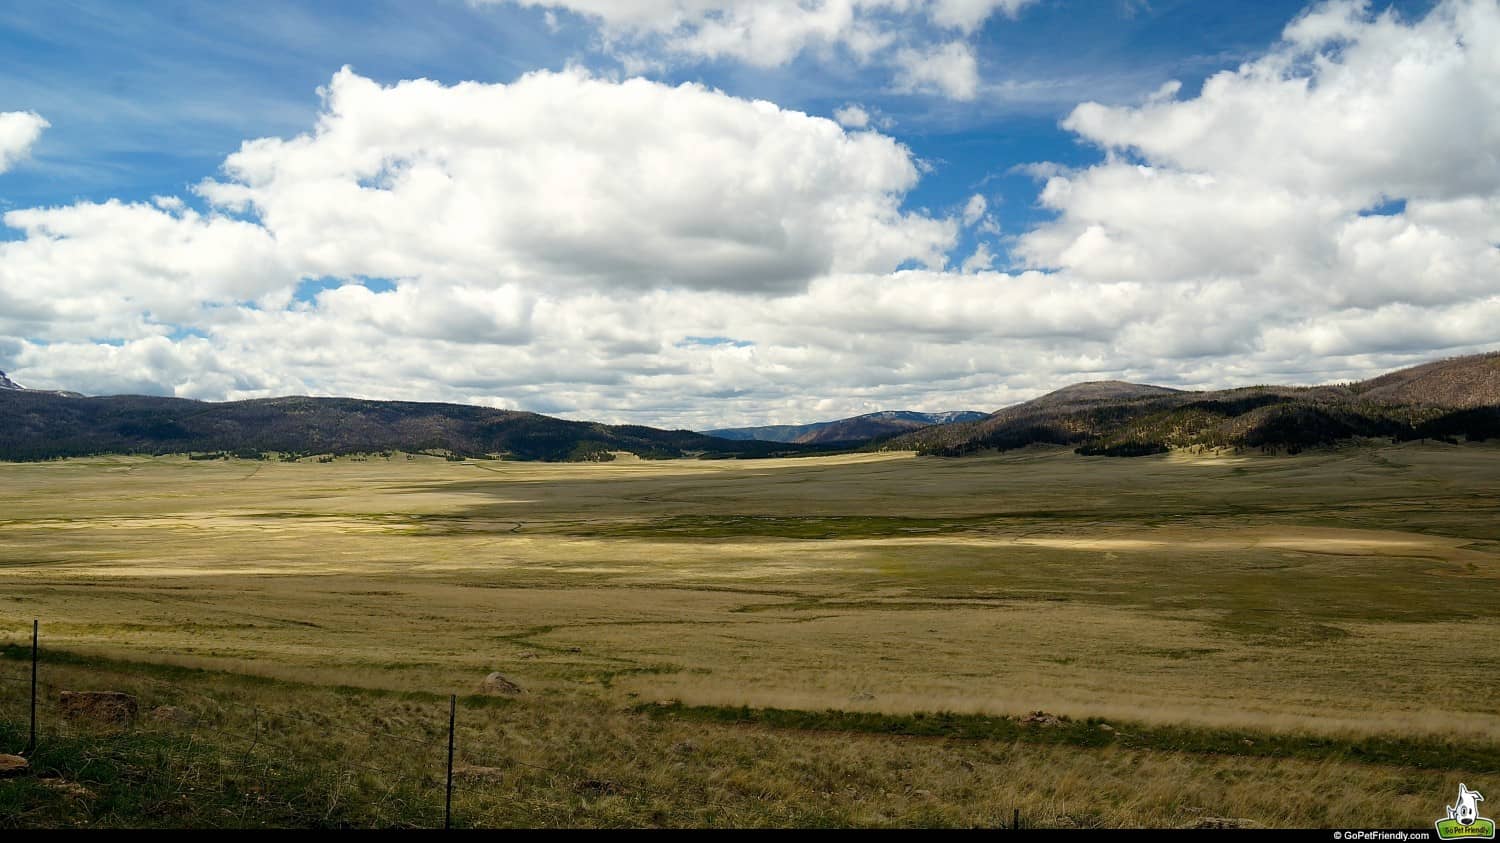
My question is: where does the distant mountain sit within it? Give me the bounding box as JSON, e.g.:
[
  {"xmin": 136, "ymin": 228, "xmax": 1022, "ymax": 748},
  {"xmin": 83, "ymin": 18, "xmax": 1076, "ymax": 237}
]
[
  {"xmin": 0, "ymin": 370, "xmax": 84, "ymax": 398},
  {"xmin": 0, "ymin": 391, "xmax": 828, "ymax": 462},
  {"xmin": 707, "ymin": 410, "xmax": 988, "ymax": 445},
  {"xmin": 705, "ymin": 424, "xmax": 807, "ymax": 443},
  {"xmin": 881, "ymin": 353, "xmax": 1500, "ymax": 457}
]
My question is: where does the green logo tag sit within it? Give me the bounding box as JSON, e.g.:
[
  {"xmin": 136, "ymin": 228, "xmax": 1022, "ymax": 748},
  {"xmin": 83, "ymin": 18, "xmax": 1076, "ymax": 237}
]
[{"xmin": 1437, "ymin": 785, "xmax": 1495, "ymax": 841}]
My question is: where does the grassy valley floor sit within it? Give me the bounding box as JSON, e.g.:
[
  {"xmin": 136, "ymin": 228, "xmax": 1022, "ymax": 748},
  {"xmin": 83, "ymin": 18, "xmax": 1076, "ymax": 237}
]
[{"xmin": 2, "ymin": 442, "xmax": 1498, "ymax": 827}]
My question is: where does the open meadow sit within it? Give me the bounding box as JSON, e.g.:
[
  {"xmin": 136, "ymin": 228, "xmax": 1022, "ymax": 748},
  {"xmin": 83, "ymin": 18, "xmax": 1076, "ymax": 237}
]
[{"xmin": 3, "ymin": 442, "xmax": 1499, "ymax": 827}]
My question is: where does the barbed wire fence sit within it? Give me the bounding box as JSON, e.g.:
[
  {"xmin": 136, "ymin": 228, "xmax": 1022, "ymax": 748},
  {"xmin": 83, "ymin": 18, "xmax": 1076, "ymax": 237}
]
[
  {"xmin": 1, "ymin": 619, "xmax": 1031, "ymax": 830},
  {"xmin": 0, "ymin": 620, "xmax": 483, "ymax": 828},
  {"xmin": 0, "ymin": 620, "xmax": 740, "ymax": 829}
]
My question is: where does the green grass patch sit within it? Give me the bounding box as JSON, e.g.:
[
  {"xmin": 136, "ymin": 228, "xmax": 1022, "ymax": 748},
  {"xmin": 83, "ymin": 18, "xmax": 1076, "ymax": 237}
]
[
  {"xmin": 0, "ymin": 720, "xmax": 438, "ymax": 829},
  {"xmin": 638, "ymin": 702, "xmax": 1500, "ymax": 773},
  {"xmin": 0, "ymin": 643, "xmax": 458, "ymax": 707}
]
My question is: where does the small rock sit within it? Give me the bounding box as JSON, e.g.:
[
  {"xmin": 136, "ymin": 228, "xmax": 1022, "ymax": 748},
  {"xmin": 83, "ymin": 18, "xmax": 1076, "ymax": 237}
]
[
  {"xmin": 671, "ymin": 740, "xmax": 698, "ymax": 755},
  {"xmin": 453, "ymin": 763, "xmax": 505, "ymax": 782},
  {"xmin": 1098, "ymin": 723, "xmax": 1114, "ymax": 732},
  {"xmin": 59, "ymin": 690, "xmax": 138, "ymax": 725},
  {"xmin": 849, "ymin": 691, "xmax": 876, "ymax": 703},
  {"xmin": 517, "ymin": 651, "xmax": 538, "ymax": 660},
  {"xmin": 576, "ymin": 778, "xmax": 621, "ymax": 795},
  {"xmin": 149, "ymin": 705, "xmax": 195, "ymax": 725},
  {"xmin": 42, "ymin": 779, "xmax": 93, "ymax": 799},
  {"xmin": 0, "ymin": 754, "xmax": 29, "ymax": 778},
  {"xmin": 1182, "ymin": 817, "xmax": 1261, "ymax": 830},
  {"xmin": 479, "ymin": 672, "xmax": 523, "ymax": 695},
  {"xmin": 1021, "ymin": 710, "xmax": 1065, "ymax": 727},
  {"xmin": 565, "ymin": 647, "xmax": 583, "ymax": 654}
]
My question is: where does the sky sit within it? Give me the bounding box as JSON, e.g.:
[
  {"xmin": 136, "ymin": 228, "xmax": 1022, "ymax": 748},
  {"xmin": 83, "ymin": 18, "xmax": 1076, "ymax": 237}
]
[{"xmin": 2, "ymin": 0, "xmax": 1496, "ymax": 429}]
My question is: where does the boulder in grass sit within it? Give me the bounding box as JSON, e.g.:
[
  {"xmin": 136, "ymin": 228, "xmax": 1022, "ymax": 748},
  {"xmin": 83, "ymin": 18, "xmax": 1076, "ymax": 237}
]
[
  {"xmin": 59, "ymin": 690, "xmax": 138, "ymax": 725},
  {"xmin": 0, "ymin": 754, "xmax": 29, "ymax": 778},
  {"xmin": 479, "ymin": 672, "xmax": 523, "ymax": 695}
]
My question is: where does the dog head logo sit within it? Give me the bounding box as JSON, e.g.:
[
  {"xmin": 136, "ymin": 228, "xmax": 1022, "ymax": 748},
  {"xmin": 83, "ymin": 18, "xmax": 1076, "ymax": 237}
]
[
  {"xmin": 1438, "ymin": 784, "xmax": 1496, "ymax": 840},
  {"xmin": 1452, "ymin": 785, "xmax": 1486, "ymax": 827}
]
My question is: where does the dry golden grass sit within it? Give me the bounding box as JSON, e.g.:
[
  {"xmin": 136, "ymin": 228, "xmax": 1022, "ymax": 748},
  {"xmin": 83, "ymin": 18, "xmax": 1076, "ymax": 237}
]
[
  {"xmin": 2, "ymin": 442, "xmax": 1498, "ymax": 826},
  {"xmin": 0, "ymin": 655, "xmax": 1484, "ymax": 829}
]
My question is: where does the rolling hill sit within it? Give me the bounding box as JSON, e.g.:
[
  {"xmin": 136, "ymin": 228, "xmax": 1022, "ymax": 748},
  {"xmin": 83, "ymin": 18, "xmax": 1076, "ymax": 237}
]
[
  {"xmin": 881, "ymin": 353, "xmax": 1500, "ymax": 457},
  {"xmin": 0, "ymin": 390, "xmax": 819, "ymax": 462},
  {"xmin": 707, "ymin": 410, "xmax": 986, "ymax": 445},
  {"xmin": 1350, "ymin": 352, "xmax": 1500, "ymax": 408}
]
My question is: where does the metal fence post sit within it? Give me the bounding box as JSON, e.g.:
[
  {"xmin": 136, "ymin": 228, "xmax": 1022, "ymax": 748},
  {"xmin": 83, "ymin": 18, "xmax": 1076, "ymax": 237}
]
[
  {"xmin": 445, "ymin": 694, "xmax": 456, "ymax": 829},
  {"xmin": 25, "ymin": 619, "xmax": 37, "ymax": 756}
]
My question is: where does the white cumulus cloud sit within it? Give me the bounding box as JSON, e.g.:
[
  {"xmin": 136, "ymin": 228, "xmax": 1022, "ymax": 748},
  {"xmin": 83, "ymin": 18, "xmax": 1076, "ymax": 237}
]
[
  {"xmin": 489, "ymin": 0, "xmax": 1034, "ymax": 99},
  {"xmin": 197, "ymin": 68, "xmax": 956, "ymax": 295},
  {"xmin": 893, "ymin": 40, "xmax": 980, "ymax": 99},
  {"xmin": 1061, "ymin": 0, "xmax": 1500, "ymax": 204},
  {"xmin": 0, "ymin": 111, "xmax": 49, "ymax": 174},
  {"xmin": 834, "ymin": 103, "xmax": 871, "ymax": 128},
  {"xmin": 0, "ymin": 200, "xmax": 292, "ymax": 342},
  {"xmin": 1014, "ymin": 0, "xmax": 1500, "ymax": 363}
]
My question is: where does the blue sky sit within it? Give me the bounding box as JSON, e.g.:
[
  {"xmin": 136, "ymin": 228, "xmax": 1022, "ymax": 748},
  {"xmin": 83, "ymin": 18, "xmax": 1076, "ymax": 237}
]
[{"xmin": 1, "ymin": 0, "xmax": 1493, "ymax": 428}]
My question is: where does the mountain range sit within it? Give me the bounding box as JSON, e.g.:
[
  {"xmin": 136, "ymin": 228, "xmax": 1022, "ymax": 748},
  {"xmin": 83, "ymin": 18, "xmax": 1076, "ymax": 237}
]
[
  {"xmin": 0, "ymin": 390, "xmax": 826, "ymax": 462},
  {"xmin": 2, "ymin": 353, "xmax": 1498, "ymax": 462},
  {"xmin": 882, "ymin": 352, "xmax": 1500, "ymax": 457},
  {"xmin": 706, "ymin": 410, "xmax": 987, "ymax": 444}
]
